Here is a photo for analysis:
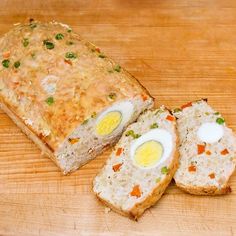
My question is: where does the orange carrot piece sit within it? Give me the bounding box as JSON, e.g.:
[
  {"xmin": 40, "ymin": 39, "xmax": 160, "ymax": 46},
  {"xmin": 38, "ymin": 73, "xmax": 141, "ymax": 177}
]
[
  {"xmin": 198, "ymin": 144, "xmax": 205, "ymax": 154},
  {"xmin": 188, "ymin": 165, "xmax": 196, "ymax": 172},
  {"xmin": 209, "ymin": 173, "xmax": 215, "ymax": 179},
  {"xmin": 68, "ymin": 138, "xmax": 80, "ymax": 144},
  {"xmin": 141, "ymin": 93, "xmax": 148, "ymax": 101},
  {"xmin": 3, "ymin": 51, "xmax": 10, "ymax": 58},
  {"xmin": 112, "ymin": 163, "xmax": 123, "ymax": 172},
  {"xmin": 64, "ymin": 59, "xmax": 72, "ymax": 65},
  {"xmin": 116, "ymin": 147, "xmax": 123, "ymax": 156},
  {"xmin": 221, "ymin": 148, "xmax": 229, "ymax": 155},
  {"xmin": 181, "ymin": 102, "xmax": 192, "ymax": 109},
  {"xmin": 166, "ymin": 115, "xmax": 175, "ymax": 121},
  {"xmin": 206, "ymin": 150, "xmax": 211, "ymax": 155},
  {"xmin": 130, "ymin": 185, "xmax": 142, "ymax": 198}
]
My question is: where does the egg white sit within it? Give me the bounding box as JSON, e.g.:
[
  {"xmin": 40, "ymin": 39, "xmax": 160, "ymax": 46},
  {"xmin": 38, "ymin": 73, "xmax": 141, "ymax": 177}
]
[
  {"xmin": 197, "ymin": 122, "xmax": 224, "ymax": 143},
  {"xmin": 41, "ymin": 75, "xmax": 59, "ymax": 95},
  {"xmin": 130, "ymin": 129, "xmax": 173, "ymax": 169},
  {"xmin": 95, "ymin": 101, "xmax": 134, "ymax": 136}
]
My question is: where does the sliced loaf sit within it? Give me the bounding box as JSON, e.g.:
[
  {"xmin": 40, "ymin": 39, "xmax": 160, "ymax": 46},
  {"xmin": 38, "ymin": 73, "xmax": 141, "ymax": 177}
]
[
  {"xmin": 173, "ymin": 99, "xmax": 236, "ymax": 195},
  {"xmin": 93, "ymin": 107, "xmax": 179, "ymax": 219},
  {"xmin": 0, "ymin": 21, "xmax": 153, "ymax": 174}
]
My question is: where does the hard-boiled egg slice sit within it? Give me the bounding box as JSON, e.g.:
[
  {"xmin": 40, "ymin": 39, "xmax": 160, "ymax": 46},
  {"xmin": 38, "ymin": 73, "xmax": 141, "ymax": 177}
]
[
  {"xmin": 96, "ymin": 111, "xmax": 122, "ymax": 136},
  {"xmin": 130, "ymin": 129, "xmax": 173, "ymax": 169},
  {"xmin": 95, "ymin": 101, "xmax": 134, "ymax": 136},
  {"xmin": 197, "ymin": 122, "xmax": 224, "ymax": 143}
]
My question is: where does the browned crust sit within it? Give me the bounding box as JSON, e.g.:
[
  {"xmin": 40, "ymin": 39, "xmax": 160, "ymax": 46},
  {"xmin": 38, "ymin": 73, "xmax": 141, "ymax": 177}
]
[
  {"xmin": 0, "ymin": 100, "xmax": 63, "ymax": 170},
  {"xmin": 175, "ymin": 180, "xmax": 232, "ymax": 195},
  {"xmin": 93, "ymin": 122, "xmax": 179, "ymax": 220}
]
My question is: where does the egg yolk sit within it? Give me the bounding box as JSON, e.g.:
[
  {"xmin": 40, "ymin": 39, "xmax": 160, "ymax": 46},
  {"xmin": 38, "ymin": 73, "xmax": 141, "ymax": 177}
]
[
  {"xmin": 134, "ymin": 140, "xmax": 163, "ymax": 168},
  {"xmin": 96, "ymin": 111, "xmax": 122, "ymax": 136}
]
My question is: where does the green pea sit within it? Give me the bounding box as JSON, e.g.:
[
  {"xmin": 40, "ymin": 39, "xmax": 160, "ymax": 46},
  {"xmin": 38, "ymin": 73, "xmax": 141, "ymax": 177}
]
[
  {"xmin": 65, "ymin": 52, "xmax": 77, "ymax": 59},
  {"xmin": 55, "ymin": 33, "xmax": 64, "ymax": 40},
  {"xmin": 2, "ymin": 59, "xmax": 10, "ymax": 68},
  {"xmin": 45, "ymin": 96, "xmax": 54, "ymax": 105},
  {"xmin": 216, "ymin": 117, "xmax": 225, "ymax": 125},
  {"xmin": 14, "ymin": 61, "xmax": 21, "ymax": 69}
]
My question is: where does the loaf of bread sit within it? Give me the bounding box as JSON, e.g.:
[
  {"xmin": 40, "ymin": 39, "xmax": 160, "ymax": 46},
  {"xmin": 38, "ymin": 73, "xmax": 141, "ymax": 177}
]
[
  {"xmin": 0, "ymin": 21, "xmax": 153, "ymax": 174},
  {"xmin": 93, "ymin": 107, "xmax": 179, "ymax": 219},
  {"xmin": 173, "ymin": 100, "xmax": 236, "ymax": 195}
]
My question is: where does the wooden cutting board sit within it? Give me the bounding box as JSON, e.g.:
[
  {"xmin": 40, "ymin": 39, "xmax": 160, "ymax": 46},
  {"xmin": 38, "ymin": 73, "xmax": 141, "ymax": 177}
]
[{"xmin": 0, "ymin": 0, "xmax": 236, "ymax": 235}]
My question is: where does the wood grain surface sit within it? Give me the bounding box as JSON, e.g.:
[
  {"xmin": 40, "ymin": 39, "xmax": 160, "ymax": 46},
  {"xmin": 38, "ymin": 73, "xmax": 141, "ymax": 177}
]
[{"xmin": 0, "ymin": 0, "xmax": 236, "ymax": 235}]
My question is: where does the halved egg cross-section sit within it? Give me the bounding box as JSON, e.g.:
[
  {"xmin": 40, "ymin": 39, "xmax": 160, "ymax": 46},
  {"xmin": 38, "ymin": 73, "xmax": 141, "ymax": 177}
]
[
  {"xmin": 96, "ymin": 111, "xmax": 122, "ymax": 136},
  {"xmin": 134, "ymin": 140, "xmax": 163, "ymax": 168},
  {"xmin": 130, "ymin": 129, "xmax": 173, "ymax": 169},
  {"xmin": 95, "ymin": 101, "xmax": 134, "ymax": 136}
]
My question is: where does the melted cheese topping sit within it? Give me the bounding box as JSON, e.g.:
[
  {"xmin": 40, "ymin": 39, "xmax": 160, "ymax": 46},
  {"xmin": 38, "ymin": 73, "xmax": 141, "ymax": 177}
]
[{"xmin": 96, "ymin": 111, "xmax": 122, "ymax": 136}]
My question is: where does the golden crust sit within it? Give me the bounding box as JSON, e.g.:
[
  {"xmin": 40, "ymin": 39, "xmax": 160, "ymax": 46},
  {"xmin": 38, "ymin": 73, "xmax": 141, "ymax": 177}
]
[
  {"xmin": 93, "ymin": 122, "xmax": 179, "ymax": 220},
  {"xmin": 175, "ymin": 181, "xmax": 232, "ymax": 195},
  {"xmin": 0, "ymin": 21, "xmax": 152, "ymax": 151}
]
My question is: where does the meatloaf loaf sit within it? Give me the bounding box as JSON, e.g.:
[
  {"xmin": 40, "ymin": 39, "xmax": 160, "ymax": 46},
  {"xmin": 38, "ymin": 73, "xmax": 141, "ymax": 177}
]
[{"xmin": 0, "ymin": 21, "xmax": 153, "ymax": 174}]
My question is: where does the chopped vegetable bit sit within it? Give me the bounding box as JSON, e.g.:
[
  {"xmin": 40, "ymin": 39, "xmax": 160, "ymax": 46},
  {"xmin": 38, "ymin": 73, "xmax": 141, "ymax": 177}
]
[
  {"xmin": 116, "ymin": 147, "xmax": 123, "ymax": 156},
  {"xmin": 43, "ymin": 40, "xmax": 55, "ymax": 50},
  {"xmin": 64, "ymin": 59, "xmax": 72, "ymax": 65},
  {"xmin": 206, "ymin": 150, "xmax": 211, "ymax": 155},
  {"xmin": 173, "ymin": 108, "xmax": 182, "ymax": 113},
  {"xmin": 66, "ymin": 41, "xmax": 74, "ymax": 45},
  {"xmin": 125, "ymin": 130, "xmax": 141, "ymax": 139},
  {"xmin": 216, "ymin": 117, "xmax": 225, "ymax": 125},
  {"xmin": 95, "ymin": 47, "xmax": 100, "ymax": 53},
  {"xmin": 45, "ymin": 96, "xmax": 54, "ymax": 105},
  {"xmin": 22, "ymin": 38, "xmax": 29, "ymax": 47},
  {"xmin": 181, "ymin": 102, "xmax": 192, "ymax": 109},
  {"xmin": 161, "ymin": 166, "xmax": 169, "ymax": 174},
  {"xmin": 30, "ymin": 23, "xmax": 37, "ymax": 29},
  {"xmin": 67, "ymin": 29, "xmax": 72, "ymax": 33},
  {"xmin": 31, "ymin": 53, "xmax": 36, "ymax": 58},
  {"xmin": 221, "ymin": 148, "xmax": 229, "ymax": 155},
  {"xmin": 114, "ymin": 64, "xmax": 121, "ymax": 72},
  {"xmin": 209, "ymin": 173, "xmax": 215, "ymax": 179},
  {"xmin": 205, "ymin": 112, "xmax": 210, "ymax": 116},
  {"xmin": 91, "ymin": 112, "xmax": 97, "ymax": 118},
  {"xmin": 134, "ymin": 134, "xmax": 141, "ymax": 139},
  {"xmin": 112, "ymin": 163, "xmax": 123, "ymax": 172},
  {"xmin": 130, "ymin": 185, "xmax": 141, "ymax": 198},
  {"xmin": 14, "ymin": 61, "xmax": 21, "ymax": 69},
  {"xmin": 188, "ymin": 165, "xmax": 196, "ymax": 172},
  {"xmin": 68, "ymin": 138, "xmax": 80, "ymax": 144},
  {"xmin": 2, "ymin": 59, "xmax": 10, "ymax": 68},
  {"xmin": 82, "ymin": 119, "xmax": 89, "ymax": 125},
  {"xmin": 197, "ymin": 144, "xmax": 205, "ymax": 154},
  {"xmin": 150, "ymin": 123, "xmax": 158, "ymax": 129},
  {"xmin": 214, "ymin": 112, "xmax": 220, "ymax": 115},
  {"xmin": 166, "ymin": 115, "xmax": 175, "ymax": 122},
  {"xmin": 108, "ymin": 92, "xmax": 117, "ymax": 100},
  {"xmin": 65, "ymin": 52, "xmax": 77, "ymax": 59},
  {"xmin": 55, "ymin": 33, "xmax": 64, "ymax": 40},
  {"xmin": 98, "ymin": 53, "xmax": 106, "ymax": 58},
  {"xmin": 3, "ymin": 51, "xmax": 10, "ymax": 58},
  {"xmin": 156, "ymin": 177, "xmax": 161, "ymax": 183},
  {"xmin": 155, "ymin": 109, "xmax": 164, "ymax": 115},
  {"xmin": 141, "ymin": 93, "xmax": 148, "ymax": 101}
]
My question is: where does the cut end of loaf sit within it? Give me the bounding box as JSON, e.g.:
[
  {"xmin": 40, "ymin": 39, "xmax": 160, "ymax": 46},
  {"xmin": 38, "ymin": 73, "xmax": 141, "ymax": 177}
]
[
  {"xmin": 93, "ymin": 106, "xmax": 179, "ymax": 218},
  {"xmin": 173, "ymin": 99, "xmax": 236, "ymax": 195},
  {"xmin": 56, "ymin": 97, "xmax": 153, "ymax": 174}
]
